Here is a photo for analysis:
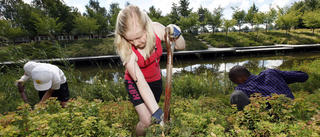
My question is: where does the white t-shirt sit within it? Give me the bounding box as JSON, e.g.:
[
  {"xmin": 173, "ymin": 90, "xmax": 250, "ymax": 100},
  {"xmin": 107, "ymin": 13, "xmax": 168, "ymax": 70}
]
[{"xmin": 22, "ymin": 62, "xmax": 66, "ymax": 90}]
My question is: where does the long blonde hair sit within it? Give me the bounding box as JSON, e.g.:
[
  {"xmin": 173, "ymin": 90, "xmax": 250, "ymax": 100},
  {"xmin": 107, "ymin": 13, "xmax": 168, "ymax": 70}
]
[{"xmin": 114, "ymin": 5, "xmax": 155, "ymax": 65}]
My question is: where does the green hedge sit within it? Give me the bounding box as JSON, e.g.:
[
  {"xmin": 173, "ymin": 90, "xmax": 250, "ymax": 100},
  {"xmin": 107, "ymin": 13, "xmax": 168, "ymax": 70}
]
[
  {"xmin": 2, "ymin": 92, "xmax": 320, "ymax": 136},
  {"xmin": 199, "ymin": 29, "xmax": 320, "ymax": 48}
]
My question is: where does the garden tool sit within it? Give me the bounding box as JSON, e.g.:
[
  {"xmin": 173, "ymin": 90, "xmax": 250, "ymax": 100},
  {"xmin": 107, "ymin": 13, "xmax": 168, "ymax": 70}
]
[{"xmin": 164, "ymin": 24, "xmax": 181, "ymax": 123}]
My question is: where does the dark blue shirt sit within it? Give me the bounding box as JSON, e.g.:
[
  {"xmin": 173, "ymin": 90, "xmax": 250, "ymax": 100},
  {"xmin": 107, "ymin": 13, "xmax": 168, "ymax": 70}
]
[{"xmin": 235, "ymin": 69, "xmax": 309, "ymax": 99}]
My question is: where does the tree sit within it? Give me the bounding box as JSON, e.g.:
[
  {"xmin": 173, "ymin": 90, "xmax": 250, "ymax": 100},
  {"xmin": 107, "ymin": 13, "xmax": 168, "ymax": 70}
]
[
  {"xmin": 264, "ymin": 6, "xmax": 277, "ymax": 33},
  {"xmin": 157, "ymin": 15, "xmax": 171, "ymax": 26},
  {"xmin": 222, "ymin": 19, "xmax": 237, "ymax": 39},
  {"xmin": 275, "ymin": 7, "xmax": 302, "ymax": 35},
  {"xmin": 243, "ymin": 25, "xmax": 250, "ymax": 33},
  {"xmin": 32, "ymin": 12, "xmax": 64, "ymax": 40},
  {"xmin": 232, "ymin": 6, "xmax": 246, "ymax": 34},
  {"xmin": 108, "ymin": 2, "xmax": 121, "ymax": 31},
  {"xmin": 177, "ymin": 12, "xmax": 199, "ymax": 34},
  {"xmin": 197, "ymin": 6, "xmax": 209, "ymax": 33},
  {"xmin": 0, "ymin": 19, "xmax": 23, "ymax": 44},
  {"xmin": 29, "ymin": 0, "xmax": 77, "ymax": 38},
  {"xmin": 87, "ymin": 0, "xmax": 101, "ymax": 13},
  {"xmin": 302, "ymin": 10, "xmax": 320, "ymax": 35},
  {"xmin": 289, "ymin": 1, "xmax": 307, "ymax": 28},
  {"xmin": 168, "ymin": 2, "xmax": 180, "ymax": 24},
  {"xmin": 74, "ymin": 15, "xmax": 100, "ymax": 40},
  {"xmin": 207, "ymin": 6, "xmax": 223, "ymax": 34},
  {"xmin": 32, "ymin": 0, "xmax": 48, "ymax": 14},
  {"xmin": 253, "ymin": 12, "xmax": 265, "ymax": 34},
  {"xmin": 50, "ymin": 2, "xmax": 76, "ymax": 37},
  {"xmin": 245, "ymin": 3, "xmax": 259, "ymax": 32},
  {"xmin": 290, "ymin": 1, "xmax": 307, "ymax": 13},
  {"xmin": 0, "ymin": 0, "xmax": 24, "ymax": 22},
  {"xmin": 0, "ymin": 0, "xmax": 31, "ymax": 33},
  {"xmin": 86, "ymin": 0, "xmax": 108, "ymax": 37},
  {"xmin": 305, "ymin": 0, "xmax": 320, "ymax": 11},
  {"xmin": 16, "ymin": 3, "xmax": 41, "ymax": 40},
  {"xmin": 147, "ymin": 6, "xmax": 163, "ymax": 22},
  {"xmin": 178, "ymin": 0, "xmax": 192, "ymax": 17}
]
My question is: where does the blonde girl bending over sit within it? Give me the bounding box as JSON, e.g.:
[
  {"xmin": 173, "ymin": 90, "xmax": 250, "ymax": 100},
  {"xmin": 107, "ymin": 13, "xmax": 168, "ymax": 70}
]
[{"xmin": 114, "ymin": 5, "xmax": 185, "ymax": 136}]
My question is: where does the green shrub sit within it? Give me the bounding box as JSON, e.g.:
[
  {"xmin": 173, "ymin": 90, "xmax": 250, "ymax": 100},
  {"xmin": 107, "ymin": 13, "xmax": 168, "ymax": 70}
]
[
  {"xmin": 2, "ymin": 89, "xmax": 320, "ymax": 136},
  {"xmin": 227, "ymin": 94, "xmax": 320, "ymax": 136}
]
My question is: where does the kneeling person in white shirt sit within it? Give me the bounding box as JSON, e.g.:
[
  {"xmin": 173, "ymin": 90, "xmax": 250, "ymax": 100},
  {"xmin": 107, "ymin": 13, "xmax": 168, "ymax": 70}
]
[{"xmin": 16, "ymin": 61, "xmax": 70, "ymax": 107}]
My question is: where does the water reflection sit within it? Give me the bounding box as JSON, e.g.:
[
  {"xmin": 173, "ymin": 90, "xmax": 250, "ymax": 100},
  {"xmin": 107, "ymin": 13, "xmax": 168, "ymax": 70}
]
[
  {"xmin": 75, "ymin": 52, "xmax": 320, "ymax": 82},
  {"xmin": 164, "ymin": 59, "xmax": 284, "ymax": 76}
]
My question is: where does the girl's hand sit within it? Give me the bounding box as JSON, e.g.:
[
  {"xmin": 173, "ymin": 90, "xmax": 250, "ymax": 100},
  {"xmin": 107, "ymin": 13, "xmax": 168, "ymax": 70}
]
[{"xmin": 166, "ymin": 24, "xmax": 181, "ymax": 40}]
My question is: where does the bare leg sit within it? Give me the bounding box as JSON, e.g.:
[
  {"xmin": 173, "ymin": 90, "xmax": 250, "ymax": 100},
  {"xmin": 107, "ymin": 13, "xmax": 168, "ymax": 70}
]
[{"xmin": 135, "ymin": 103, "xmax": 152, "ymax": 136}]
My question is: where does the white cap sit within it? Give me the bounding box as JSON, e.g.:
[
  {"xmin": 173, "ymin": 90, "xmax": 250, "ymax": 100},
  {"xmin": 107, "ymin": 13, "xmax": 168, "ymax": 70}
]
[
  {"xmin": 31, "ymin": 66, "xmax": 52, "ymax": 91},
  {"xmin": 24, "ymin": 61, "xmax": 39, "ymax": 76}
]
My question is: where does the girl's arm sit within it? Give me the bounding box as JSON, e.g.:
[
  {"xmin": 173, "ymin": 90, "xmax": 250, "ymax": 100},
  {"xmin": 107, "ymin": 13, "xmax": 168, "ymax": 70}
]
[
  {"xmin": 125, "ymin": 53, "xmax": 159, "ymax": 113},
  {"xmin": 152, "ymin": 22, "xmax": 186, "ymax": 50}
]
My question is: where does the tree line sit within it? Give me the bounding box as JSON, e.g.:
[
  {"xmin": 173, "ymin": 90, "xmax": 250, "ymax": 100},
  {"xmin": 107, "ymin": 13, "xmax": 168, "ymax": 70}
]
[{"xmin": 1, "ymin": 0, "xmax": 320, "ymax": 44}]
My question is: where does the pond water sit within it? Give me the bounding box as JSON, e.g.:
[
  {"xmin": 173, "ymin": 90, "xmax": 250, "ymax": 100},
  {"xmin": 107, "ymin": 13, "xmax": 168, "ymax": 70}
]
[{"xmin": 74, "ymin": 51, "xmax": 320, "ymax": 83}]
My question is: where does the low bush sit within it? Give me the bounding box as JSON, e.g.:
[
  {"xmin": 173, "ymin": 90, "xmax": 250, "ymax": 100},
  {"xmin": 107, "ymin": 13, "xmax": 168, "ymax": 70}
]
[{"xmin": 2, "ymin": 92, "xmax": 320, "ymax": 136}]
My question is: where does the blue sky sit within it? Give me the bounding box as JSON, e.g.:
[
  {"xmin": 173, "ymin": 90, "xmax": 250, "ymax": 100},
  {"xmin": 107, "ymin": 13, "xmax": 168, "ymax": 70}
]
[{"xmin": 23, "ymin": 0, "xmax": 302, "ymax": 19}]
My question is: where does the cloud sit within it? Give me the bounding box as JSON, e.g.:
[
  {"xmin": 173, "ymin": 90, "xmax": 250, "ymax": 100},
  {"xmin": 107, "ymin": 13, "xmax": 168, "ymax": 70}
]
[
  {"xmin": 104, "ymin": 0, "xmax": 114, "ymax": 9},
  {"xmin": 73, "ymin": 3, "xmax": 87, "ymax": 14},
  {"xmin": 260, "ymin": 4, "xmax": 271, "ymax": 12},
  {"xmin": 271, "ymin": 0, "xmax": 294, "ymax": 8},
  {"xmin": 238, "ymin": 0, "xmax": 250, "ymax": 10},
  {"xmin": 23, "ymin": 0, "xmax": 32, "ymax": 4},
  {"xmin": 152, "ymin": 0, "xmax": 179, "ymax": 15}
]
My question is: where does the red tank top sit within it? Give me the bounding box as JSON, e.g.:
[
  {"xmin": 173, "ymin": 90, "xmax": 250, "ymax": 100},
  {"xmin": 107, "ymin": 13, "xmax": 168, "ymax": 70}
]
[{"xmin": 124, "ymin": 34, "xmax": 163, "ymax": 82}]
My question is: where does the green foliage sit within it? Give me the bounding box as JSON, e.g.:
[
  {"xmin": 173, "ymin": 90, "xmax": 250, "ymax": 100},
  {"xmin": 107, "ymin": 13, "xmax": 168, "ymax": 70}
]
[
  {"xmin": 0, "ymin": 97, "xmax": 135, "ymax": 136},
  {"xmin": 2, "ymin": 59, "xmax": 320, "ymax": 135},
  {"xmin": 275, "ymin": 9, "xmax": 302, "ymax": 34},
  {"xmin": 1, "ymin": 39, "xmax": 320, "ymax": 135},
  {"xmin": 222, "ymin": 19, "xmax": 237, "ymax": 37},
  {"xmin": 302, "ymin": 10, "xmax": 320, "ymax": 34},
  {"xmin": 288, "ymin": 59, "xmax": 320, "ymax": 93},
  {"xmin": 108, "ymin": 3, "xmax": 121, "ymax": 31},
  {"xmin": 32, "ymin": 12, "xmax": 64, "ymax": 36},
  {"xmin": 198, "ymin": 29, "xmax": 320, "ymax": 48},
  {"xmin": 0, "ymin": 41, "xmax": 61, "ymax": 62},
  {"xmin": 232, "ymin": 6, "xmax": 246, "ymax": 32},
  {"xmin": 206, "ymin": 6, "xmax": 223, "ymax": 34},
  {"xmin": 74, "ymin": 15, "xmax": 100, "ymax": 37},
  {"xmin": 71, "ymin": 76, "xmax": 127, "ymax": 102},
  {"xmin": 172, "ymin": 70, "xmax": 234, "ymax": 98},
  {"xmin": 0, "ymin": 19, "xmax": 23, "ymax": 42},
  {"xmin": 59, "ymin": 38, "xmax": 116, "ymax": 57},
  {"xmin": 227, "ymin": 94, "xmax": 320, "ymax": 136},
  {"xmin": 177, "ymin": 12, "xmax": 199, "ymax": 33},
  {"xmin": 183, "ymin": 34, "xmax": 207, "ymax": 50},
  {"xmin": 1, "ymin": 34, "xmax": 206, "ymax": 61}
]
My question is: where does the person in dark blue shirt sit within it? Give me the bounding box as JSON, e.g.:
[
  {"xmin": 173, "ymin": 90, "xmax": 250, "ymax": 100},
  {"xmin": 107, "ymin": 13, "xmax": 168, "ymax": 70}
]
[{"xmin": 228, "ymin": 65, "xmax": 309, "ymax": 111}]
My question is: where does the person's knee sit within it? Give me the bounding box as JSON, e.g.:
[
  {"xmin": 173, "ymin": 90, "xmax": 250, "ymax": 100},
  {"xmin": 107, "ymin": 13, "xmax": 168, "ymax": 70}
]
[{"xmin": 230, "ymin": 90, "xmax": 250, "ymax": 111}]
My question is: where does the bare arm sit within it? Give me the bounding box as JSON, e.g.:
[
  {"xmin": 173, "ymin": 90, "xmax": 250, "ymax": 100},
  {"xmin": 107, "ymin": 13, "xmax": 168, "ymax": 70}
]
[
  {"xmin": 18, "ymin": 82, "xmax": 29, "ymax": 103},
  {"xmin": 152, "ymin": 22, "xmax": 186, "ymax": 50},
  {"xmin": 40, "ymin": 89, "xmax": 54, "ymax": 102},
  {"xmin": 125, "ymin": 53, "xmax": 159, "ymax": 113},
  {"xmin": 17, "ymin": 73, "xmax": 30, "ymax": 103}
]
